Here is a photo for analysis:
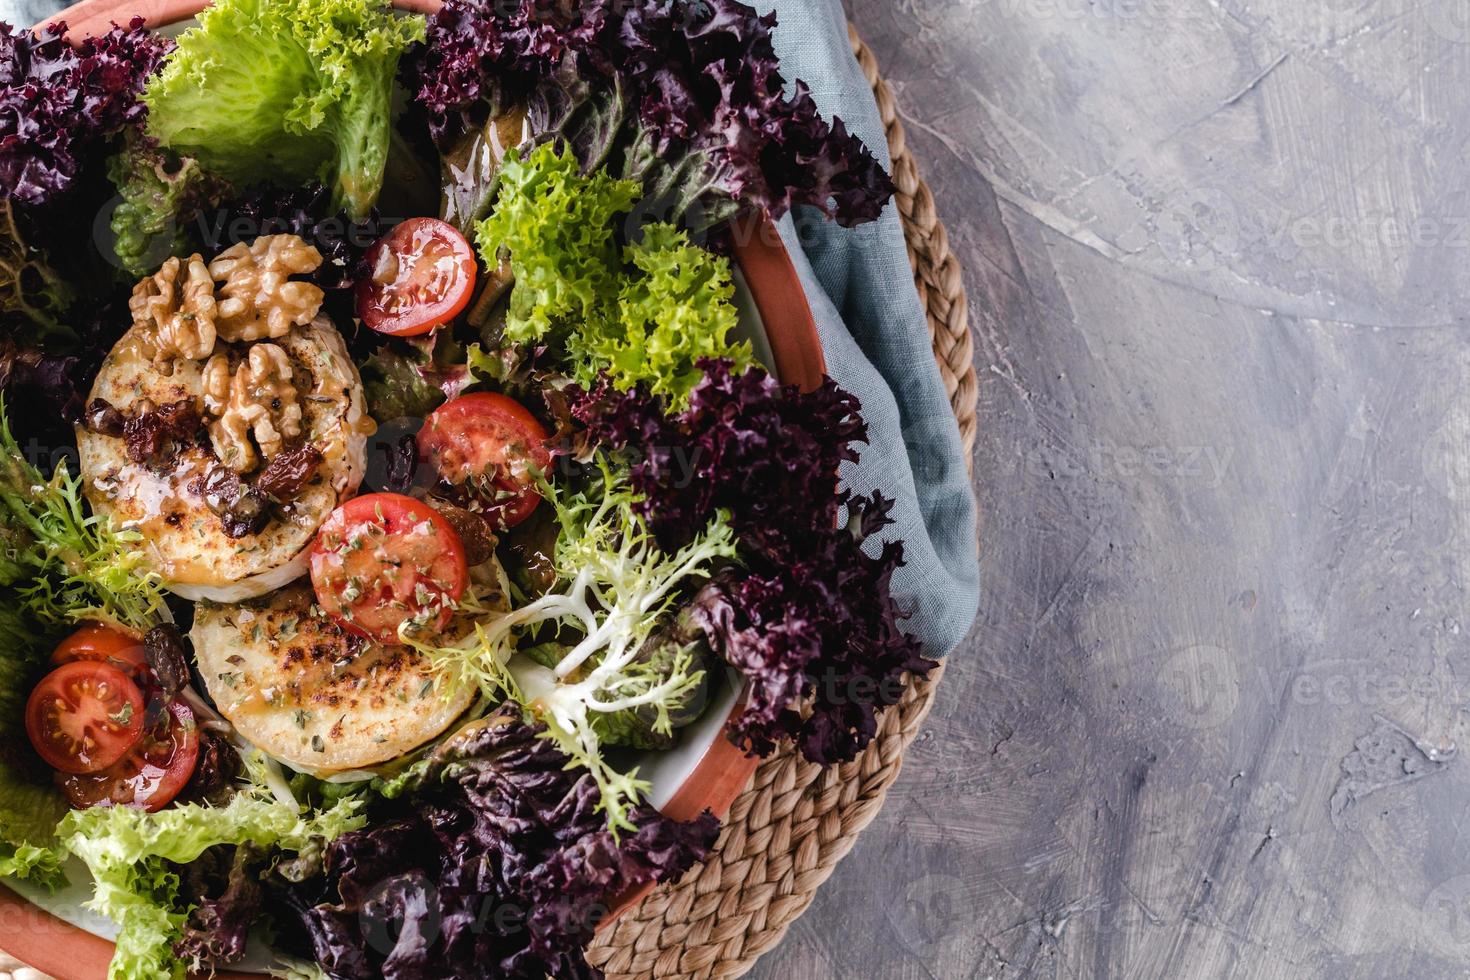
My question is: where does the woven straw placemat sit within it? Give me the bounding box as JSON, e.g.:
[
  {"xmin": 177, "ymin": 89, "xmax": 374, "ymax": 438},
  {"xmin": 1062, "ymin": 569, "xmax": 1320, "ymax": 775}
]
[
  {"xmin": 584, "ymin": 25, "xmax": 976, "ymax": 980},
  {"xmin": 3, "ymin": 24, "xmax": 975, "ymax": 980}
]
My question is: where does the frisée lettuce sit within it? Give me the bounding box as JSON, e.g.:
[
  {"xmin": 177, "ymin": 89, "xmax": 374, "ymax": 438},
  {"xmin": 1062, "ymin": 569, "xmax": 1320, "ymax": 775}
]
[
  {"xmin": 412, "ymin": 459, "xmax": 737, "ymax": 833},
  {"xmin": 576, "ymin": 360, "xmax": 938, "ymax": 765},
  {"xmin": 0, "ymin": 400, "xmax": 166, "ymax": 633}
]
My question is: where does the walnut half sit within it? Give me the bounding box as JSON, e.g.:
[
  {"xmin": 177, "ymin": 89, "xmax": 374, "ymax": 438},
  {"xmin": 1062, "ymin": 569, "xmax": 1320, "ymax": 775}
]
[
  {"xmin": 129, "ymin": 255, "xmax": 218, "ymax": 365},
  {"xmin": 208, "ymin": 235, "xmax": 325, "ymax": 343},
  {"xmin": 203, "ymin": 344, "xmax": 303, "ymax": 473}
]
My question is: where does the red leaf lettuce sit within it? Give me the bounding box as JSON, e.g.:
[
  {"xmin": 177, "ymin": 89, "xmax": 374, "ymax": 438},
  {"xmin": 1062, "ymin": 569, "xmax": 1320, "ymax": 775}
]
[
  {"xmin": 574, "ymin": 359, "xmax": 935, "ymax": 765},
  {"xmin": 402, "ymin": 0, "xmax": 892, "ymax": 230},
  {"xmin": 0, "ymin": 18, "xmax": 171, "ymax": 207},
  {"xmin": 277, "ymin": 708, "xmax": 719, "ymax": 979}
]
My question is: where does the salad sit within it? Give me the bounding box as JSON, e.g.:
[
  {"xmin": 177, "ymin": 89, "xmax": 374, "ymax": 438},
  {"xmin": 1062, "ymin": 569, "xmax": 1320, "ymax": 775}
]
[{"xmin": 0, "ymin": 0, "xmax": 935, "ymax": 977}]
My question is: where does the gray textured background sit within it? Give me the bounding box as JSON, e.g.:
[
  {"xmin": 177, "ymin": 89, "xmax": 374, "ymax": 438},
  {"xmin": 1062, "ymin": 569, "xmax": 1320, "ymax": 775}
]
[
  {"xmin": 751, "ymin": 0, "xmax": 1470, "ymax": 977},
  {"xmin": 12, "ymin": 0, "xmax": 1470, "ymax": 977}
]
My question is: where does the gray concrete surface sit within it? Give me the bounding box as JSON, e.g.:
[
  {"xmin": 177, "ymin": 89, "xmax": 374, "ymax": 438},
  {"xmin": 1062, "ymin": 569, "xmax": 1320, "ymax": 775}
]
[
  {"xmin": 12, "ymin": 0, "xmax": 1470, "ymax": 977},
  {"xmin": 749, "ymin": 1, "xmax": 1470, "ymax": 978}
]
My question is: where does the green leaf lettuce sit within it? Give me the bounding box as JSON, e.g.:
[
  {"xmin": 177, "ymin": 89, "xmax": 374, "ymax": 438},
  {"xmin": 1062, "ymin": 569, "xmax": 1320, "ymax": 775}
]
[
  {"xmin": 474, "ymin": 144, "xmax": 751, "ymax": 407},
  {"xmin": 142, "ymin": 0, "xmax": 424, "ymax": 220},
  {"xmin": 61, "ymin": 778, "xmax": 365, "ymax": 980},
  {"xmin": 572, "ymin": 221, "xmax": 750, "ymax": 406},
  {"xmin": 475, "ymin": 143, "xmax": 639, "ymax": 345}
]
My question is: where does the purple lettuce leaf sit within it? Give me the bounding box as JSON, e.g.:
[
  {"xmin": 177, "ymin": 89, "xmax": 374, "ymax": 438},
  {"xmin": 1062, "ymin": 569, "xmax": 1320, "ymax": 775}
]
[
  {"xmin": 277, "ymin": 708, "xmax": 719, "ymax": 980},
  {"xmin": 0, "ymin": 17, "xmax": 172, "ymax": 207},
  {"xmin": 402, "ymin": 0, "xmax": 892, "ymax": 228},
  {"xmin": 174, "ymin": 844, "xmax": 264, "ymax": 973},
  {"xmin": 574, "ymin": 358, "xmax": 864, "ymax": 551},
  {"xmin": 401, "ymin": 0, "xmax": 612, "ymax": 147},
  {"xmin": 0, "ymin": 334, "xmax": 82, "ymax": 431},
  {"xmin": 613, "ymin": 0, "xmax": 893, "ymax": 228},
  {"xmin": 574, "ymin": 360, "xmax": 934, "ymax": 765}
]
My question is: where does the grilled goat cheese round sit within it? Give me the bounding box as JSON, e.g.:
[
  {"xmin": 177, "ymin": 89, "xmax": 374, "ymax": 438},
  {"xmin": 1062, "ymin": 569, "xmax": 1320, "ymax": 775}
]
[
  {"xmin": 191, "ymin": 584, "xmax": 476, "ymax": 771},
  {"xmin": 77, "ymin": 318, "xmax": 367, "ymax": 602}
]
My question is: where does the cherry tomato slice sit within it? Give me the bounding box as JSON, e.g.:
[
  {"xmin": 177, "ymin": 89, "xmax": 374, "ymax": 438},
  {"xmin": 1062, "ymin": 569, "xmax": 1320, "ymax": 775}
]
[
  {"xmin": 310, "ymin": 493, "xmax": 469, "ymax": 645},
  {"xmin": 51, "ymin": 623, "xmax": 149, "ymax": 678},
  {"xmin": 355, "ymin": 218, "xmax": 477, "ymax": 337},
  {"xmin": 26, "ymin": 662, "xmax": 146, "ymax": 775},
  {"xmin": 59, "ymin": 700, "xmax": 200, "ymax": 812},
  {"xmin": 418, "ymin": 393, "xmax": 552, "ymax": 530}
]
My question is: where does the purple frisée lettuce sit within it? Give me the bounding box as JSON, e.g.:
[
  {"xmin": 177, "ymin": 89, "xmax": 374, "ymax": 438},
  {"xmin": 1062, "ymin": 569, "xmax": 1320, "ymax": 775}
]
[{"xmin": 0, "ymin": 18, "xmax": 171, "ymax": 207}]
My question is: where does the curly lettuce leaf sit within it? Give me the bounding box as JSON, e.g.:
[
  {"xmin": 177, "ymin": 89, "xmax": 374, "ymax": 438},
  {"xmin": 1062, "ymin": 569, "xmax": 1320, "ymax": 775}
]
[
  {"xmin": 61, "ymin": 779, "xmax": 365, "ymax": 980},
  {"xmin": 404, "ymin": 0, "xmax": 893, "ymax": 229},
  {"xmin": 0, "ymin": 18, "xmax": 171, "ymax": 208},
  {"xmin": 475, "ymin": 145, "xmax": 749, "ymax": 406},
  {"xmin": 575, "ymin": 361, "xmax": 935, "ymax": 764},
  {"xmin": 142, "ymin": 0, "xmax": 424, "ymax": 220},
  {"xmin": 417, "ymin": 460, "xmax": 735, "ymax": 832},
  {"xmin": 281, "ymin": 707, "xmax": 718, "ymax": 980},
  {"xmin": 572, "ymin": 221, "xmax": 751, "ymax": 405},
  {"xmin": 475, "ymin": 142, "xmax": 638, "ymax": 344},
  {"xmin": 0, "ymin": 400, "xmax": 167, "ymax": 633},
  {"xmin": 106, "ymin": 139, "xmax": 219, "ymax": 277}
]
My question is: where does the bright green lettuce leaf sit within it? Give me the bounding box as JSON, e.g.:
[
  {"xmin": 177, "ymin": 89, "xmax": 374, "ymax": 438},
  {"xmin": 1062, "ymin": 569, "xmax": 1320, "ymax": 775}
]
[
  {"xmin": 61, "ymin": 772, "xmax": 366, "ymax": 980},
  {"xmin": 0, "ymin": 400, "xmax": 167, "ymax": 633},
  {"xmin": 142, "ymin": 0, "xmax": 424, "ymax": 220},
  {"xmin": 474, "ymin": 145, "xmax": 751, "ymax": 406},
  {"xmin": 474, "ymin": 143, "xmax": 639, "ymax": 344},
  {"xmin": 569, "ymin": 221, "xmax": 751, "ymax": 406}
]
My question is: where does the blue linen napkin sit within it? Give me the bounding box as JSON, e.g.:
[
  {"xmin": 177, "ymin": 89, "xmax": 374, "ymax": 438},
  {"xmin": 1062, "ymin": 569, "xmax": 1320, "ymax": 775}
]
[
  {"xmin": 763, "ymin": 0, "xmax": 980, "ymax": 656},
  {"xmin": 4, "ymin": 0, "xmax": 981, "ymax": 656}
]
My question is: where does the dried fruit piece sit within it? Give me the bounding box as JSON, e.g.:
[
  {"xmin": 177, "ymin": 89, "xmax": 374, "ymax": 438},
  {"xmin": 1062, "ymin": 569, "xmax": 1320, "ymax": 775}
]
[{"xmin": 203, "ymin": 344, "xmax": 303, "ymax": 473}]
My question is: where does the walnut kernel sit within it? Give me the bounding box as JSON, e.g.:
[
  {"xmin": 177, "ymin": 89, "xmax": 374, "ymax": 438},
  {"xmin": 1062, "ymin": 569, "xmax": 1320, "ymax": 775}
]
[
  {"xmin": 208, "ymin": 235, "xmax": 325, "ymax": 343},
  {"xmin": 205, "ymin": 344, "xmax": 303, "ymax": 473},
  {"xmin": 129, "ymin": 255, "xmax": 218, "ymax": 363}
]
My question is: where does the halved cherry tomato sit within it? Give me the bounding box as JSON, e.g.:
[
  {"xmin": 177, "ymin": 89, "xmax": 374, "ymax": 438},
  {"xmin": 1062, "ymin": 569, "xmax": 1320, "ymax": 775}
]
[
  {"xmin": 310, "ymin": 493, "xmax": 469, "ymax": 645},
  {"xmin": 418, "ymin": 393, "xmax": 552, "ymax": 530},
  {"xmin": 51, "ymin": 623, "xmax": 148, "ymax": 678},
  {"xmin": 355, "ymin": 217, "xmax": 477, "ymax": 337},
  {"xmin": 26, "ymin": 662, "xmax": 145, "ymax": 775},
  {"xmin": 60, "ymin": 699, "xmax": 199, "ymax": 812}
]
